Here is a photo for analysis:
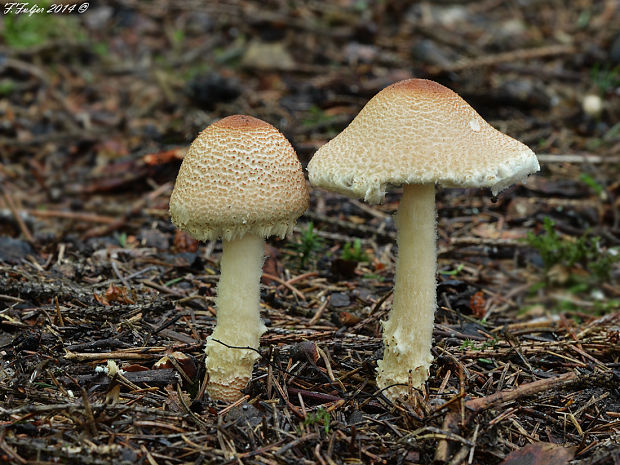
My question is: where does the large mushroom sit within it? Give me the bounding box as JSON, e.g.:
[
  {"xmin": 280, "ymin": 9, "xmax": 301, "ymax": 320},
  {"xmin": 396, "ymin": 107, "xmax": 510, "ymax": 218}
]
[
  {"xmin": 170, "ymin": 115, "xmax": 309, "ymax": 401},
  {"xmin": 307, "ymin": 79, "xmax": 539, "ymax": 401}
]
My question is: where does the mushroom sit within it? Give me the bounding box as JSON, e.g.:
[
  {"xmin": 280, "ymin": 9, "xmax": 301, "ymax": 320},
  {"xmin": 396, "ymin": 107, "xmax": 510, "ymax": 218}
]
[
  {"xmin": 307, "ymin": 79, "xmax": 539, "ymax": 401},
  {"xmin": 169, "ymin": 115, "xmax": 309, "ymax": 401}
]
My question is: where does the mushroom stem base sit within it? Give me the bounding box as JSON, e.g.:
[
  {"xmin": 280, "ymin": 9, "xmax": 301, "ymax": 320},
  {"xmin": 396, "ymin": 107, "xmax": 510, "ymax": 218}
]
[
  {"xmin": 376, "ymin": 183, "xmax": 437, "ymax": 401},
  {"xmin": 206, "ymin": 233, "xmax": 266, "ymax": 402}
]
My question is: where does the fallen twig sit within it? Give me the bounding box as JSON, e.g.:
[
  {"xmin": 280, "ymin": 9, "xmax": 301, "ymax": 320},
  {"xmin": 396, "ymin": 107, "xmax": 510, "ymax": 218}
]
[
  {"xmin": 1, "ymin": 187, "xmax": 34, "ymax": 244},
  {"xmin": 465, "ymin": 371, "xmax": 578, "ymax": 413},
  {"xmin": 435, "ymin": 371, "xmax": 580, "ymax": 461},
  {"xmin": 428, "ymin": 44, "xmax": 576, "ymax": 74}
]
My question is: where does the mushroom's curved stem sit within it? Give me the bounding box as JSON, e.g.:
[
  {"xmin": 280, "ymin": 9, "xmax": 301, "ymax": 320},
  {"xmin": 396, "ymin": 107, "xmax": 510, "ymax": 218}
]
[
  {"xmin": 205, "ymin": 233, "xmax": 267, "ymax": 401},
  {"xmin": 376, "ymin": 183, "xmax": 437, "ymax": 401}
]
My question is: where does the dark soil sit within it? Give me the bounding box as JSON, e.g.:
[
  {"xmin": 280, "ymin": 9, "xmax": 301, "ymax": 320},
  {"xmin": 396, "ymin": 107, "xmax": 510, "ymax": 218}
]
[{"xmin": 0, "ymin": 1, "xmax": 619, "ymax": 464}]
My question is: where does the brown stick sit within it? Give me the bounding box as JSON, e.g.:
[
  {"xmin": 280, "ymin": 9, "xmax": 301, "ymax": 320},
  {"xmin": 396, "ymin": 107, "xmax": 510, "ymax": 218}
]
[
  {"xmin": 308, "ymin": 299, "xmax": 329, "ymax": 326},
  {"xmin": 435, "ymin": 372, "xmax": 579, "ymax": 462},
  {"xmin": 464, "ymin": 371, "xmax": 578, "ymax": 413},
  {"xmin": 283, "ymin": 271, "xmax": 319, "ymax": 286},
  {"xmin": 428, "ymin": 44, "xmax": 576, "ymax": 74},
  {"xmin": 0, "ymin": 430, "xmax": 27, "ymax": 464},
  {"xmin": 263, "ymin": 272, "xmax": 306, "ymax": 301},
  {"xmin": 82, "ymin": 182, "xmax": 171, "ymax": 239},
  {"xmin": 29, "ymin": 209, "xmax": 118, "ymax": 224},
  {"xmin": 1, "ymin": 189, "xmax": 34, "ymax": 243},
  {"xmin": 80, "ymin": 387, "xmax": 97, "ymax": 436},
  {"xmin": 287, "ymin": 387, "xmax": 342, "ymax": 403},
  {"xmin": 64, "ymin": 350, "xmax": 161, "ymax": 361}
]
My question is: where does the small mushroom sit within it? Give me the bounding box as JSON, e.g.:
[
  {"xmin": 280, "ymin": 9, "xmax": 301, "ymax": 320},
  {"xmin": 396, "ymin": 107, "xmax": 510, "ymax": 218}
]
[
  {"xmin": 170, "ymin": 115, "xmax": 309, "ymax": 401},
  {"xmin": 307, "ymin": 79, "xmax": 539, "ymax": 401}
]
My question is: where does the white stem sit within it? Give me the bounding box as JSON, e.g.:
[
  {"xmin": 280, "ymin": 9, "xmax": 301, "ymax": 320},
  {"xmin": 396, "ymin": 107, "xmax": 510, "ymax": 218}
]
[
  {"xmin": 205, "ymin": 233, "xmax": 266, "ymax": 401},
  {"xmin": 376, "ymin": 183, "xmax": 437, "ymax": 401}
]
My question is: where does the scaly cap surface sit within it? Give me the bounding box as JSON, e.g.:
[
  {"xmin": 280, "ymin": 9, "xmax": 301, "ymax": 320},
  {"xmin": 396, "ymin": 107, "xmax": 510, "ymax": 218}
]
[
  {"xmin": 308, "ymin": 79, "xmax": 539, "ymax": 204},
  {"xmin": 170, "ymin": 115, "xmax": 309, "ymax": 241}
]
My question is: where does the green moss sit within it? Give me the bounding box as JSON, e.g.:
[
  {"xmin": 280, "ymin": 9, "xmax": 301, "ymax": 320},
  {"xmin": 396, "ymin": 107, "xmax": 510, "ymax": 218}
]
[
  {"xmin": 526, "ymin": 217, "xmax": 619, "ymax": 313},
  {"xmin": 0, "ymin": 79, "xmax": 16, "ymax": 96},
  {"xmin": 526, "ymin": 217, "xmax": 617, "ymax": 282},
  {"xmin": 2, "ymin": 1, "xmax": 86, "ymax": 49},
  {"xmin": 590, "ymin": 62, "xmax": 620, "ymax": 95}
]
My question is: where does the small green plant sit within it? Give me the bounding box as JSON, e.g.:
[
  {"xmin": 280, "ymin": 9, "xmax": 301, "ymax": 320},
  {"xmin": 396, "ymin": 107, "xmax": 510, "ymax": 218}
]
[
  {"xmin": 213, "ymin": 36, "xmax": 246, "ymax": 66},
  {"xmin": 116, "ymin": 232, "xmax": 128, "ymax": 248},
  {"xmin": 526, "ymin": 217, "xmax": 618, "ymax": 283},
  {"xmin": 304, "ymin": 407, "xmax": 330, "ymax": 434},
  {"xmin": 183, "ymin": 63, "xmax": 212, "ymax": 81},
  {"xmin": 0, "ymin": 80, "xmax": 16, "ymax": 96},
  {"xmin": 481, "ymin": 338, "xmax": 498, "ymax": 350},
  {"xmin": 579, "ymin": 173, "xmax": 604, "ymax": 196},
  {"xmin": 92, "ymin": 42, "xmax": 110, "ymax": 57},
  {"xmin": 302, "ymin": 106, "xmax": 336, "ymax": 127},
  {"xmin": 603, "ymin": 122, "xmax": 620, "ymax": 143},
  {"xmin": 459, "ymin": 338, "xmax": 497, "ymax": 351},
  {"xmin": 585, "ymin": 138, "xmax": 604, "ymax": 151},
  {"xmin": 576, "ymin": 10, "xmax": 591, "ymax": 28},
  {"xmin": 590, "ymin": 63, "xmax": 620, "ymax": 95},
  {"xmin": 171, "ymin": 29, "xmax": 185, "ymax": 47},
  {"xmin": 164, "ymin": 277, "xmax": 184, "ymax": 287},
  {"xmin": 341, "ymin": 238, "xmax": 368, "ymax": 262},
  {"xmin": 593, "ymin": 298, "xmax": 620, "ymax": 313},
  {"xmin": 293, "ymin": 222, "xmax": 324, "ymax": 266},
  {"xmin": 362, "ymin": 273, "xmax": 385, "ymax": 282},
  {"xmin": 440, "ymin": 263, "xmax": 464, "ymax": 276}
]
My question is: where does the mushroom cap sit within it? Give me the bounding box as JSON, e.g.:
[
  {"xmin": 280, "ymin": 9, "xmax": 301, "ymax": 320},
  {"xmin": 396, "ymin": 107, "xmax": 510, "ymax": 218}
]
[
  {"xmin": 307, "ymin": 79, "xmax": 539, "ymax": 204},
  {"xmin": 170, "ymin": 115, "xmax": 309, "ymax": 241}
]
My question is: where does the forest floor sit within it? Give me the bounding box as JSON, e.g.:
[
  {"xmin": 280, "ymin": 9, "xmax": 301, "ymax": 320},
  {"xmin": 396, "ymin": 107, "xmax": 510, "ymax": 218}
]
[{"xmin": 0, "ymin": 1, "xmax": 619, "ymax": 464}]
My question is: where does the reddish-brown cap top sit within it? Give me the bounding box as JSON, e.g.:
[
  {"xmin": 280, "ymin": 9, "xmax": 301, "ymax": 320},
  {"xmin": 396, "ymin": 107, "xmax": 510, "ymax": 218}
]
[
  {"xmin": 308, "ymin": 79, "xmax": 539, "ymax": 203},
  {"xmin": 170, "ymin": 115, "xmax": 309, "ymax": 241}
]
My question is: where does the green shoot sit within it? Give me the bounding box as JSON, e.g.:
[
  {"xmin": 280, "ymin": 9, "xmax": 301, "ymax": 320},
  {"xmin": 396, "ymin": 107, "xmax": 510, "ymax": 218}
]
[
  {"xmin": 116, "ymin": 232, "xmax": 128, "ymax": 248},
  {"xmin": 304, "ymin": 407, "xmax": 330, "ymax": 434},
  {"xmin": 293, "ymin": 222, "xmax": 324, "ymax": 266},
  {"xmin": 579, "ymin": 173, "xmax": 604, "ymax": 196},
  {"xmin": 302, "ymin": 106, "xmax": 336, "ymax": 127},
  {"xmin": 440, "ymin": 263, "xmax": 464, "ymax": 276},
  {"xmin": 590, "ymin": 63, "xmax": 620, "ymax": 95},
  {"xmin": 341, "ymin": 239, "xmax": 368, "ymax": 262}
]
